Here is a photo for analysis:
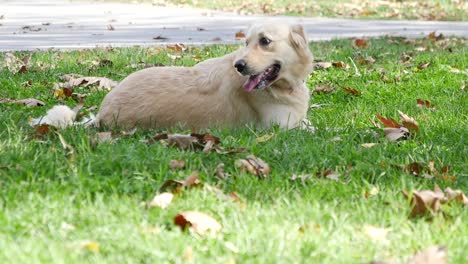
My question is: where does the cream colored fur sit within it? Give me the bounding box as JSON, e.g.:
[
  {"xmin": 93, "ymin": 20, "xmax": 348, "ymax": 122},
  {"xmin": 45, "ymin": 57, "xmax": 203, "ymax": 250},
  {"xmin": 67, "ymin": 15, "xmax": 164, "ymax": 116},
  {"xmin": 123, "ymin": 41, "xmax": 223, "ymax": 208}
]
[{"xmin": 97, "ymin": 23, "xmax": 313, "ymax": 129}]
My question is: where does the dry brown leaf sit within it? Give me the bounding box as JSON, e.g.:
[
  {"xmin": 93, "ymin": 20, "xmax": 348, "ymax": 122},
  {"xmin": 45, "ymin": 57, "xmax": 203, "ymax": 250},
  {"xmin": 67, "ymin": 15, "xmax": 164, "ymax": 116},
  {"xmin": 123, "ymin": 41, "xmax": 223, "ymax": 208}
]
[
  {"xmin": 169, "ymin": 159, "xmax": 186, "ymax": 170},
  {"xmin": 444, "ymin": 187, "xmax": 468, "ymax": 206},
  {"xmin": 174, "ymin": 211, "xmax": 222, "ymax": 235},
  {"xmin": 417, "ymin": 62, "xmax": 431, "ymax": 70},
  {"xmin": 107, "ymin": 24, "xmax": 115, "ymax": 31},
  {"xmin": 147, "ymin": 192, "xmax": 173, "ymax": 209},
  {"xmin": 167, "ymin": 43, "xmax": 186, "ymax": 52},
  {"xmin": 398, "ymin": 111, "xmax": 419, "ymax": 132},
  {"xmin": 352, "ymin": 38, "xmax": 369, "ymax": 48},
  {"xmin": 317, "ymin": 170, "xmax": 340, "ymax": 181},
  {"xmin": 235, "ymin": 154, "xmax": 270, "ymax": 178},
  {"xmin": 62, "ymin": 75, "xmax": 118, "ymax": 91},
  {"xmin": 153, "ymin": 35, "xmax": 168, "ymax": 40},
  {"xmin": 416, "ymin": 99, "xmax": 436, "ymax": 110},
  {"xmin": 363, "ymin": 186, "xmax": 379, "ymax": 198},
  {"xmin": 343, "ymin": 86, "xmax": 360, "ymax": 95},
  {"xmin": 402, "ymin": 184, "xmax": 447, "ymax": 218},
  {"xmin": 159, "ymin": 172, "xmax": 201, "ymax": 193},
  {"xmin": 235, "ymin": 31, "xmax": 246, "ymax": 39},
  {"xmin": 427, "ymin": 31, "xmax": 444, "ymax": 42},
  {"xmin": 376, "ymin": 114, "xmax": 402, "ymax": 128},
  {"xmin": 3, "ymin": 98, "xmax": 45, "ymax": 107},
  {"xmin": 332, "ymin": 61, "xmax": 350, "ymax": 71},
  {"xmin": 407, "ymin": 246, "xmax": 447, "ymax": 264},
  {"xmin": 314, "ymin": 85, "xmax": 334, "ymax": 94},
  {"xmin": 2, "ymin": 52, "xmax": 31, "ymax": 74},
  {"xmin": 215, "ymin": 163, "xmax": 230, "ymax": 180}
]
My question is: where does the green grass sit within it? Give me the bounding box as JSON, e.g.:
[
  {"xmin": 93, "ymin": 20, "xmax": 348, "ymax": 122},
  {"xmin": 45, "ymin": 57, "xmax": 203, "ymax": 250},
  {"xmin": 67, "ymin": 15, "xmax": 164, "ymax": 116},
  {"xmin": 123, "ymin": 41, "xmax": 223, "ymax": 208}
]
[
  {"xmin": 1, "ymin": 37, "xmax": 467, "ymax": 263},
  {"xmin": 116, "ymin": 0, "xmax": 467, "ymax": 21}
]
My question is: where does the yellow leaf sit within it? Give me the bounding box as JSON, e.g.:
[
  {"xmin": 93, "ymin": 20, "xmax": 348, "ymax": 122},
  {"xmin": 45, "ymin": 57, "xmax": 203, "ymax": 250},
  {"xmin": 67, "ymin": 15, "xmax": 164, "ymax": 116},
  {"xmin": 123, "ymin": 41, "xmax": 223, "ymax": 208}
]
[{"xmin": 256, "ymin": 133, "xmax": 275, "ymax": 143}]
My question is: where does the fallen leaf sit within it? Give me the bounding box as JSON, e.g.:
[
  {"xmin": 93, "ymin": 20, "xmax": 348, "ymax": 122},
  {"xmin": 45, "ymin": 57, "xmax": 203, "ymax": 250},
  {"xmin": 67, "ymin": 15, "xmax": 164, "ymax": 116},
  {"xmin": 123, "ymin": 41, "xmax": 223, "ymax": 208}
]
[
  {"xmin": 159, "ymin": 172, "xmax": 201, "ymax": 193},
  {"xmin": 290, "ymin": 174, "xmax": 313, "ymax": 182},
  {"xmin": 147, "ymin": 192, "xmax": 173, "ymax": 209},
  {"xmin": 398, "ymin": 111, "xmax": 419, "ymax": 131},
  {"xmin": 256, "ymin": 133, "xmax": 275, "ymax": 143},
  {"xmin": 235, "ymin": 154, "xmax": 270, "ymax": 178},
  {"xmin": 169, "ymin": 159, "xmax": 186, "ymax": 170},
  {"xmin": 376, "ymin": 114, "xmax": 402, "ymax": 128},
  {"xmin": 78, "ymin": 241, "xmax": 100, "ymax": 252},
  {"xmin": 1, "ymin": 53, "xmax": 31, "ymax": 74},
  {"xmin": 352, "ymin": 38, "xmax": 368, "ymax": 48},
  {"xmin": 167, "ymin": 43, "xmax": 186, "ymax": 52},
  {"xmin": 317, "ymin": 170, "xmax": 340, "ymax": 181},
  {"xmin": 402, "ymin": 184, "xmax": 446, "ymax": 218},
  {"xmin": 174, "ymin": 211, "xmax": 222, "ymax": 235},
  {"xmin": 313, "ymin": 62, "xmax": 332, "ymax": 70},
  {"xmin": 215, "ymin": 163, "xmax": 230, "ymax": 180},
  {"xmin": 107, "ymin": 24, "xmax": 115, "ymax": 31},
  {"xmin": 416, "ymin": 99, "xmax": 436, "ymax": 110},
  {"xmin": 361, "ymin": 143, "xmax": 377, "ymax": 148},
  {"xmin": 417, "ymin": 62, "xmax": 431, "ymax": 70},
  {"xmin": 235, "ymin": 31, "xmax": 245, "ymax": 39},
  {"xmin": 314, "ymin": 85, "xmax": 334, "ymax": 94},
  {"xmin": 444, "ymin": 187, "xmax": 468, "ymax": 206},
  {"xmin": 364, "ymin": 225, "xmax": 389, "ymax": 241},
  {"xmin": 343, "ymin": 86, "xmax": 360, "ymax": 95},
  {"xmin": 427, "ymin": 31, "xmax": 444, "ymax": 41},
  {"xmin": 61, "ymin": 75, "xmax": 118, "ymax": 91},
  {"xmin": 332, "ymin": 61, "xmax": 350, "ymax": 71},
  {"xmin": 1, "ymin": 98, "xmax": 45, "ymax": 107}
]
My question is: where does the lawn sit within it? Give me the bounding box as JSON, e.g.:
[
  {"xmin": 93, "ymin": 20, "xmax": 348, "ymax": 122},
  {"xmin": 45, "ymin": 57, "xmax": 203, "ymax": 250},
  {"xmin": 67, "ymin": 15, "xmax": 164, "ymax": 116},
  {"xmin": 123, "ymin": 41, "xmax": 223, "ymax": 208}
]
[
  {"xmin": 0, "ymin": 36, "xmax": 467, "ymax": 263},
  {"xmin": 125, "ymin": 0, "xmax": 467, "ymax": 21}
]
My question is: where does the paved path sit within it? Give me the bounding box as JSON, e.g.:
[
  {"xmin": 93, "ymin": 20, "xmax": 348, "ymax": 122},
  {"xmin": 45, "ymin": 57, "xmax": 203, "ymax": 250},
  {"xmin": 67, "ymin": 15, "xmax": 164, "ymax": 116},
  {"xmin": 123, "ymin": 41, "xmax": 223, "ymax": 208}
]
[{"xmin": 1, "ymin": 0, "xmax": 467, "ymax": 51}]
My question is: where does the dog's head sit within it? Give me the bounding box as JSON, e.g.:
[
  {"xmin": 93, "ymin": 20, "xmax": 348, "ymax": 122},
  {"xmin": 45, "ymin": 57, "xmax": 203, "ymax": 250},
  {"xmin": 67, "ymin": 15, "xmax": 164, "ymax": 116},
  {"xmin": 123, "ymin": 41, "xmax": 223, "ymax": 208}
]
[{"xmin": 234, "ymin": 23, "xmax": 313, "ymax": 92}]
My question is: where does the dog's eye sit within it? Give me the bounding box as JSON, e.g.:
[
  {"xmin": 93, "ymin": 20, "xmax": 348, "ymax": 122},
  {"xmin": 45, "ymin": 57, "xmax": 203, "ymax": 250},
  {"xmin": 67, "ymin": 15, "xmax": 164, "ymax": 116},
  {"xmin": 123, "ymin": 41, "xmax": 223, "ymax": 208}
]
[{"xmin": 259, "ymin": 37, "xmax": 271, "ymax": 46}]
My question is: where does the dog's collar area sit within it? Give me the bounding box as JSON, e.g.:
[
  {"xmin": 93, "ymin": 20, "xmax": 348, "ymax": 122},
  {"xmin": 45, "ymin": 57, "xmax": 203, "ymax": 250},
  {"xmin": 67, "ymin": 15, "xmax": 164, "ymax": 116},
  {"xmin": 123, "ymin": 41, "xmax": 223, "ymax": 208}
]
[{"xmin": 243, "ymin": 63, "xmax": 281, "ymax": 92}]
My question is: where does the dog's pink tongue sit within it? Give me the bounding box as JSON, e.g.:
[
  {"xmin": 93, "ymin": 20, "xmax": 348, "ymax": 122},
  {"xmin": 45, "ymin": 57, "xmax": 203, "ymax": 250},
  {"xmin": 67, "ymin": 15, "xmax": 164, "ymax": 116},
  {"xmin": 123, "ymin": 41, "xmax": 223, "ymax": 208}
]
[{"xmin": 243, "ymin": 75, "xmax": 262, "ymax": 92}]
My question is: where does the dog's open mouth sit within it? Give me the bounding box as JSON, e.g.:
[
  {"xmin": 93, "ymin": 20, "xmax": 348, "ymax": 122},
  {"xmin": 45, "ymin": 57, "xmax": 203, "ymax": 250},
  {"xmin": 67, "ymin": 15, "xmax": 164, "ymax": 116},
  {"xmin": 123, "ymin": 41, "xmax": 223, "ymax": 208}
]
[{"xmin": 243, "ymin": 63, "xmax": 281, "ymax": 92}]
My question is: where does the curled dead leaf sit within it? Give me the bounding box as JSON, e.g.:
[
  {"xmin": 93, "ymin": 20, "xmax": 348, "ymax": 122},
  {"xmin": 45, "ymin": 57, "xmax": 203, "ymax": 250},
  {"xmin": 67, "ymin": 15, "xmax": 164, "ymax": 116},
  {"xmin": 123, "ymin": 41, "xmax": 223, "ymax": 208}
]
[
  {"xmin": 332, "ymin": 61, "xmax": 350, "ymax": 71},
  {"xmin": 1, "ymin": 98, "xmax": 45, "ymax": 107},
  {"xmin": 174, "ymin": 211, "xmax": 221, "ymax": 235},
  {"xmin": 343, "ymin": 86, "xmax": 360, "ymax": 95},
  {"xmin": 417, "ymin": 62, "xmax": 431, "ymax": 70},
  {"xmin": 376, "ymin": 114, "xmax": 402, "ymax": 128},
  {"xmin": 314, "ymin": 84, "xmax": 334, "ymax": 94},
  {"xmin": 398, "ymin": 110, "xmax": 419, "ymax": 131},
  {"xmin": 167, "ymin": 43, "xmax": 186, "ymax": 52},
  {"xmin": 159, "ymin": 172, "xmax": 201, "ymax": 193},
  {"xmin": 235, "ymin": 154, "xmax": 270, "ymax": 178}
]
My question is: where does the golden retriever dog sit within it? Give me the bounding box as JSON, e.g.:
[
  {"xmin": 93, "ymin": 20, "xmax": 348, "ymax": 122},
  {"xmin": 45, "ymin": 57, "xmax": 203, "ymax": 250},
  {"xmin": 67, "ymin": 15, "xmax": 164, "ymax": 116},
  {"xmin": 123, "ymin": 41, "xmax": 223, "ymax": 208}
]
[{"xmin": 96, "ymin": 23, "xmax": 313, "ymax": 129}]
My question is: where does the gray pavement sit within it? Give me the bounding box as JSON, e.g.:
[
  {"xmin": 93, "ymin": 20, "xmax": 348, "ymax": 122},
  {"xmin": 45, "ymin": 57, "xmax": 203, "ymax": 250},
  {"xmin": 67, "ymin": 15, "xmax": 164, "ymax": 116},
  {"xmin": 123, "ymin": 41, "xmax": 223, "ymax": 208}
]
[{"xmin": 1, "ymin": 0, "xmax": 467, "ymax": 51}]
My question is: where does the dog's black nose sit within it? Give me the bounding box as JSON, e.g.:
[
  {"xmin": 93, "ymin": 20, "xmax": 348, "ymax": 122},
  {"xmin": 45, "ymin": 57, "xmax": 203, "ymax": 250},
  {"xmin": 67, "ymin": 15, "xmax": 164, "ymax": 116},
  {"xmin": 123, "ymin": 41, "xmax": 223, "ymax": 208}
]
[{"xmin": 234, "ymin": 59, "xmax": 247, "ymax": 73}]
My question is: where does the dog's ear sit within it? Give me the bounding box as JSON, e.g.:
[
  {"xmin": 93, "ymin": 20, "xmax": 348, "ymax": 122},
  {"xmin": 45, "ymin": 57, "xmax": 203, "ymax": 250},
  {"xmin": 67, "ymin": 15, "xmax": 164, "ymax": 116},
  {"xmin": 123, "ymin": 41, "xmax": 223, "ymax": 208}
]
[{"xmin": 289, "ymin": 24, "xmax": 308, "ymax": 51}]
